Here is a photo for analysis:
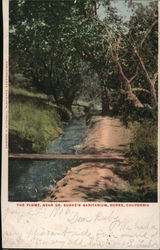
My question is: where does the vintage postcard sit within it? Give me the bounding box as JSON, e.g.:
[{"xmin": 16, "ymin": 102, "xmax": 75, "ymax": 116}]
[{"xmin": 1, "ymin": 0, "xmax": 160, "ymax": 248}]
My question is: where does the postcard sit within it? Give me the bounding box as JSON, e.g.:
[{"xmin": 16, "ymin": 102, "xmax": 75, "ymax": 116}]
[{"xmin": 1, "ymin": 0, "xmax": 160, "ymax": 249}]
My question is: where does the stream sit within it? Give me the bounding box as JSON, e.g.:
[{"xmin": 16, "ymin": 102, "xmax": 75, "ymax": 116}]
[{"xmin": 9, "ymin": 111, "xmax": 87, "ymax": 201}]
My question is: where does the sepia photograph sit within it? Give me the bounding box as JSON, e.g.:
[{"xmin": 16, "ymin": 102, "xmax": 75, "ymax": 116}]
[{"xmin": 8, "ymin": 0, "xmax": 158, "ymax": 203}]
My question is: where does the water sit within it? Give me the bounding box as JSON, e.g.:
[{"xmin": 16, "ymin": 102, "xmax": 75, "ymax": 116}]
[
  {"xmin": 47, "ymin": 117, "xmax": 86, "ymax": 154},
  {"xmin": 9, "ymin": 115, "xmax": 87, "ymax": 201}
]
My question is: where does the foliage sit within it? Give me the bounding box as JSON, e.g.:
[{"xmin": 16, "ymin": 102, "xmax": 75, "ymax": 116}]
[
  {"xmin": 113, "ymin": 92, "xmax": 157, "ymax": 126},
  {"xmin": 56, "ymin": 105, "xmax": 72, "ymax": 123},
  {"xmin": 112, "ymin": 1, "xmax": 158, "ymax": 109},
  {"xmin": 127, "ymin": 121, "xmax": 157, "ymax": 200},
  {"xmin": 9, "ymin": 0, "xmax": 84, "ymax": 110},
  {"xmin": 9, "ymin": 0, "xmax": 158, "ymax": 115}
]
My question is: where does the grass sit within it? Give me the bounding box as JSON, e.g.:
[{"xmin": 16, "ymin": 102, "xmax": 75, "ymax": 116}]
[
  {"xmin": 9, "ymin": 86, "xmax": 71, "ymax": 152},
  {"xmin": 9, "ymin": 85, "xmax": 48, "ymax": 100}
]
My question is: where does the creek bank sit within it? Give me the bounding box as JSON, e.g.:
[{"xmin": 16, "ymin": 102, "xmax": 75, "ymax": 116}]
[
  {"xmin": 9, "ymin": 86, "xmax": 71, "ymax": 153},
  {"xmin": 44, "ymin": 116, "xmax": 133, "ymax": 202}
]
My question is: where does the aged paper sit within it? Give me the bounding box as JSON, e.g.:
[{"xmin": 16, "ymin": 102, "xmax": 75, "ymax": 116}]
[{"xmin": 1, "ymin": 0, "xmax": 160, "ymax": 248}]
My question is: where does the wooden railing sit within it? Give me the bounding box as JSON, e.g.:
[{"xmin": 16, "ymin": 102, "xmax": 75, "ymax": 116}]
[{"xmin": 9, "ymin": 153, "xmax": 125, "ymax": 162}]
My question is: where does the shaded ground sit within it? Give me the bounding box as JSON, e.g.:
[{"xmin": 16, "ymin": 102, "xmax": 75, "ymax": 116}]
[{"xmin": 44, "ymin": 116, "xmax": 134, "ymax": 202}]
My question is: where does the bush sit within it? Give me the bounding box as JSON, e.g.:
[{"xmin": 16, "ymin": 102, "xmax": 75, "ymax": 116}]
[
  {"xmin": 110, "ymin": 91, "xmax": 158, "ymax": 126},
  {"xmin": 127, "ymin": 121, "xmax": 157, "ymax": 198},
  {"xmin": 56, "ymin": 105, "xmax": 72, "ymax": 122}
]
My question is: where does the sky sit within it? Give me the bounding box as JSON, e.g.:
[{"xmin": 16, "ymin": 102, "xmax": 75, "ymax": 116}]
[{"xmin": 98, "ymin": 0, "xmax": 152, "ymax": 22}]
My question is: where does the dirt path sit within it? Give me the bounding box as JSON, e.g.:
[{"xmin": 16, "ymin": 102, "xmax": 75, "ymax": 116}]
[
  {"xmin": 82, "ymin": 116, "xmax": 130, "ymax": 156},
  {"xmin": 44, "ymin": 116, "xmax": 132, "ymax": 202}
]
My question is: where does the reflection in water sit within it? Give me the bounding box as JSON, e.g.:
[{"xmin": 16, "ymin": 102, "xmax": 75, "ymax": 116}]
[{"xmin": 9, "ymin": 116, "xmax": 86, "ymax": 201}]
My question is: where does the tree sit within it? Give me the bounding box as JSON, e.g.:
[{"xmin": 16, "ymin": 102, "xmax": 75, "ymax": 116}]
[
  {"xmin": 111, "ymin": 1, "xmax": 158, "ymax": 111},
  {"xmin": 10, "ymin": 0, "xmax": 157, "ymax": 117},
  {"xmin": 9, "ymin": 0, "xmax": 83, "ymax": 110},
  {"xmin": 64, "ymin": 0, "xmax": 114, "ymax": 115},
  {"xmin": 10, "ymin": 0, "xmax": 118, "ymax": 115}
]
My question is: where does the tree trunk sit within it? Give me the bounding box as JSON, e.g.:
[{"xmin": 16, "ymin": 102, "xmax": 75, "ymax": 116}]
[
  {"xmin": 49, "ymin": 78, "xmax": 59, "ymax": 104},
  {"xmin": 117, "ymin": 61, "xmax": 144, "ymax": 108},
  {"xmin": 65, "ymin": 102, "xmax": 73, "ymax": 111},
  {"xmin": 132, "ymin": 47, "xmax": 157, "ymax": 106},
  {"xmin": 150, "ymin": 81, "xmax": 157, "ymax": 106},
  {"xmin": 101, "ymin": 83, "xmax": 109, "ymax": 116},
  {"xmin": 60, "ymin": 96, "xmax": 74, "ymax": 111},
  {"xmin": 126, "ymin": 91, "xmax": 144, "ymax": 108}
]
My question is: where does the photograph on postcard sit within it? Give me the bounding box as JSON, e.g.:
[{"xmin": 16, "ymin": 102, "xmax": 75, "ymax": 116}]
[{"xmin": 8, "ymin": 0, "xmax": 158, "ymax": 203}]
